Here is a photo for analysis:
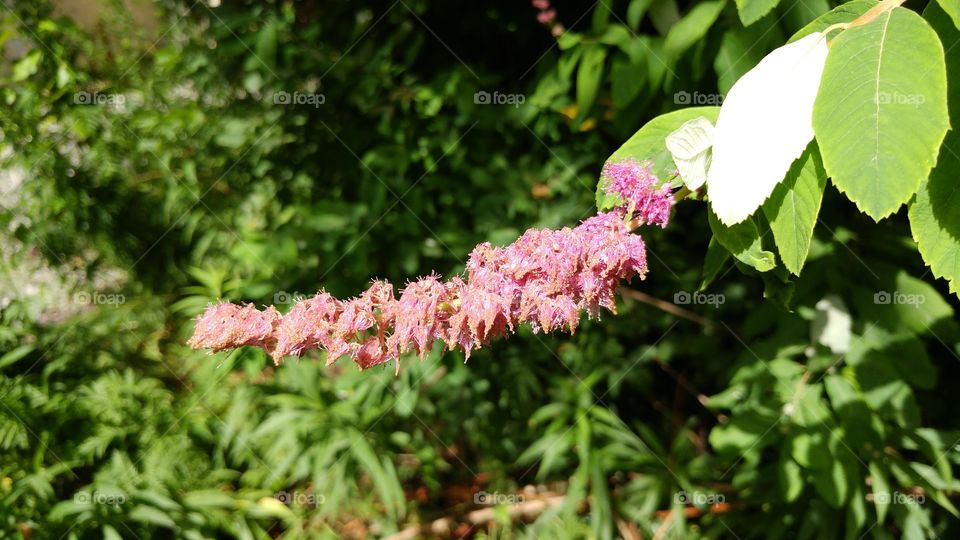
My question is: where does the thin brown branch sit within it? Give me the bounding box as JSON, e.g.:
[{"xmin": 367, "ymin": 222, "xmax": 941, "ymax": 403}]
[{"xmin": 619, "ymin": 288, "xmax": 718, "ymax": 329}]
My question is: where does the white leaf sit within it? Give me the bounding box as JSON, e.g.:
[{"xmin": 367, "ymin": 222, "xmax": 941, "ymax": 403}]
[
  {"xmin": 811, "ymin": 295, "xmax": 851, "ymax": 354},
  {"xmin": 666, "ymin": 116, "xmax": 714, "ymax": 190},
  {"xmin": 707, "ymin": 32, "xmax": 829, "ymax": 226}
]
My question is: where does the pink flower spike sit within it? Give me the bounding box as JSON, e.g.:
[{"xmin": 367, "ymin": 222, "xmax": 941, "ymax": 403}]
[
  {"xmin": 600, "ymin": 159, "xmax": 674, "ymax": 228},
  {"xmin": 188, "ymin": 302, "xmax": 281, "ymax": 355},
  {"xmin": 188, "ymin": 208, "xmax": 654, "ymax": 371}
]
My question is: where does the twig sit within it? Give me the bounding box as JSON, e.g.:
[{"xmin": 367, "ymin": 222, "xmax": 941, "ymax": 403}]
[{"xmin": 619, "ymin": 288, "xmax": 718, "ymax": 329}]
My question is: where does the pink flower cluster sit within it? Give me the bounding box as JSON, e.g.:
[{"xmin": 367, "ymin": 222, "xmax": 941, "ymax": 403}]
[
  {"xmin": 600, "ymin": 159, "xmax": 674, "ymax": 229},
  {"xmin": 188, "ymin": 162, "xmax": 672, "ymax": 371},
  {"xmin": 531, "ymin": 0, "xmax": 565, "ymax": 37}
]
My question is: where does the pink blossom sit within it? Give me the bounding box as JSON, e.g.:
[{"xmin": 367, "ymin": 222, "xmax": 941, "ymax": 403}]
[
  {"xmin": 188, "ymin": 303, "xmax": 281, "ymax": 352},
  {"xmin": 537, "ymin": 9, "xmax": 556, "ymax": 24},
  {"xmin": 188, "ymin": 208, "xmax": 656, "ymax": 370},
  {"xmin": 600, "ymin": 159, "xmax": 674, "ymax": 228}
]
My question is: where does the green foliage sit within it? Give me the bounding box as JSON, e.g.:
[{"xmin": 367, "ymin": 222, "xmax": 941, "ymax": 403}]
[
  {"xmin": 1, "ymin": 0, "xmax": 959, "ymax": 539},
  {"xmin": 813, "ymin": 7, "xmax": 949, "ymax": 221},
  {"xmin": 762, "ymin": 144, "xmax": 827, "ymax": 275}
]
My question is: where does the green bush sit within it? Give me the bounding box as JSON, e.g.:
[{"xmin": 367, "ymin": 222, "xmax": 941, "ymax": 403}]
[{"xmin": 0, "ymin": 0, "xmax": 958, "ymax": 538}]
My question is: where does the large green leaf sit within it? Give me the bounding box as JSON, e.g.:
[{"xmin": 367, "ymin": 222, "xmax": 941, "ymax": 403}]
[
  {"xmin": 813, "ymin": 7, "xmax": 949, "ymax": 221},
  {"xmin": 762, "ymin": 143, "xmax": 827, "ymax": 275},
  {"xmin": 910, "ymin": 2, "xmax": 960, "ymax": 295},
  {"xmin": 708, "ymin": 211, "xmax": 777, "ymax": 272}
]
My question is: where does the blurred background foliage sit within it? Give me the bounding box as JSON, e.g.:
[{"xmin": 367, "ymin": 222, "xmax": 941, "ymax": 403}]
[{"xmin": 0, "ymin": 0, "xmax": 958, "ymax": 538}]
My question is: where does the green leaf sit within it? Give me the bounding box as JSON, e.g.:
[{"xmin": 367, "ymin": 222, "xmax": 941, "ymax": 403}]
[
  {"xmin": 869, "ymin": 461, "xmax": 891, "ymax": 524},
  {"xmin": 910, "ymin": 136, "xmax": 960, "ymax": 296},
  {"xmin": 812, "ymin": 436, "xmax": 850, "ymax": 508},
  {"xmin": 183, "ymin": 489, "xmax": 236, "ymax": 509},
  {"xmin": 735, "ymin": 0, "xmax": 780, "ymax": 26},
  {"xmin": 254, "ymin": 20, "xmax": 278, "ymax": 72},
  {"xmin": 845, "ymin": 481, "xmax": 868, "ymax": 540},
  {"xmin": 611, "ymin": 57, "xmax": 647, "ymax": 108},
  {"xmin": 664, "ymin": 0, "xmax": 727, "ymax": 57},
  {"xmin": 791, "ymin": 430, "xmax": 831, "ymax": 469},
  {"xmin": 589, "ymin": 458, "xmax": 614, "ymax": 540},
  {"xmin": 708, "ymin": 211, "xmax": 777, "ymax": 272},
  {"xmin": 778, "ymin": 454, "xmax": 805, "ymax": 502},
  {"xmin": 870, "ymin": 271, "xmax": 955, "ymax": 335},
  {"xmin": 790, "ymin": 0, "xmax": 878, "ymax": 42},
  {"xmin": 102, "ymin": 525, "xmax": 123, "ymax": 540},
  {"xmin": 762, "ymin": 143, "xmax": 826, "ymax": 275},
  {"xmin": 700, "ymin": 236, "xmax": 731, "ymax": 290},
  {"xmin": 936, "ymin": 0, "xmax": 960, "ymax": 30},
  {"xmin": 128, "ymin": 505, "xmax": 177, "ymax": 528},
  {"xmin": 575, "ymin": 45, "xmax": 607, "ymax": 124},
  {"xmin": 910, "ymin": 2, "xmax": 960, "ymax": 295},
  {"xmin": 813, "ymin": 7, "xmax": 950, "ymax": 221},
  {"xmin": 0, "ymin": 345, "xmax": 35, "ymax": 370},
  {"xmin": 12, "ymin": 50, "xmax": 42, "ymax": 82},
  {"xmin": 709, "ymin": 410, "xmax": 780, "ymax": 455},
  {"xmin": 603, "ymin": 107, "xmax": 720, "ymax": 181},
  {"xmin": 627, "ymin": 0, "xmax": 655, "ymax": 29}
]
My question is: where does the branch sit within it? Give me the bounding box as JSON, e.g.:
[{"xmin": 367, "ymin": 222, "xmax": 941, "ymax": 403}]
[{"xmin": 619, "ymin": 288, "xmax": 719, "ymax": 329}]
